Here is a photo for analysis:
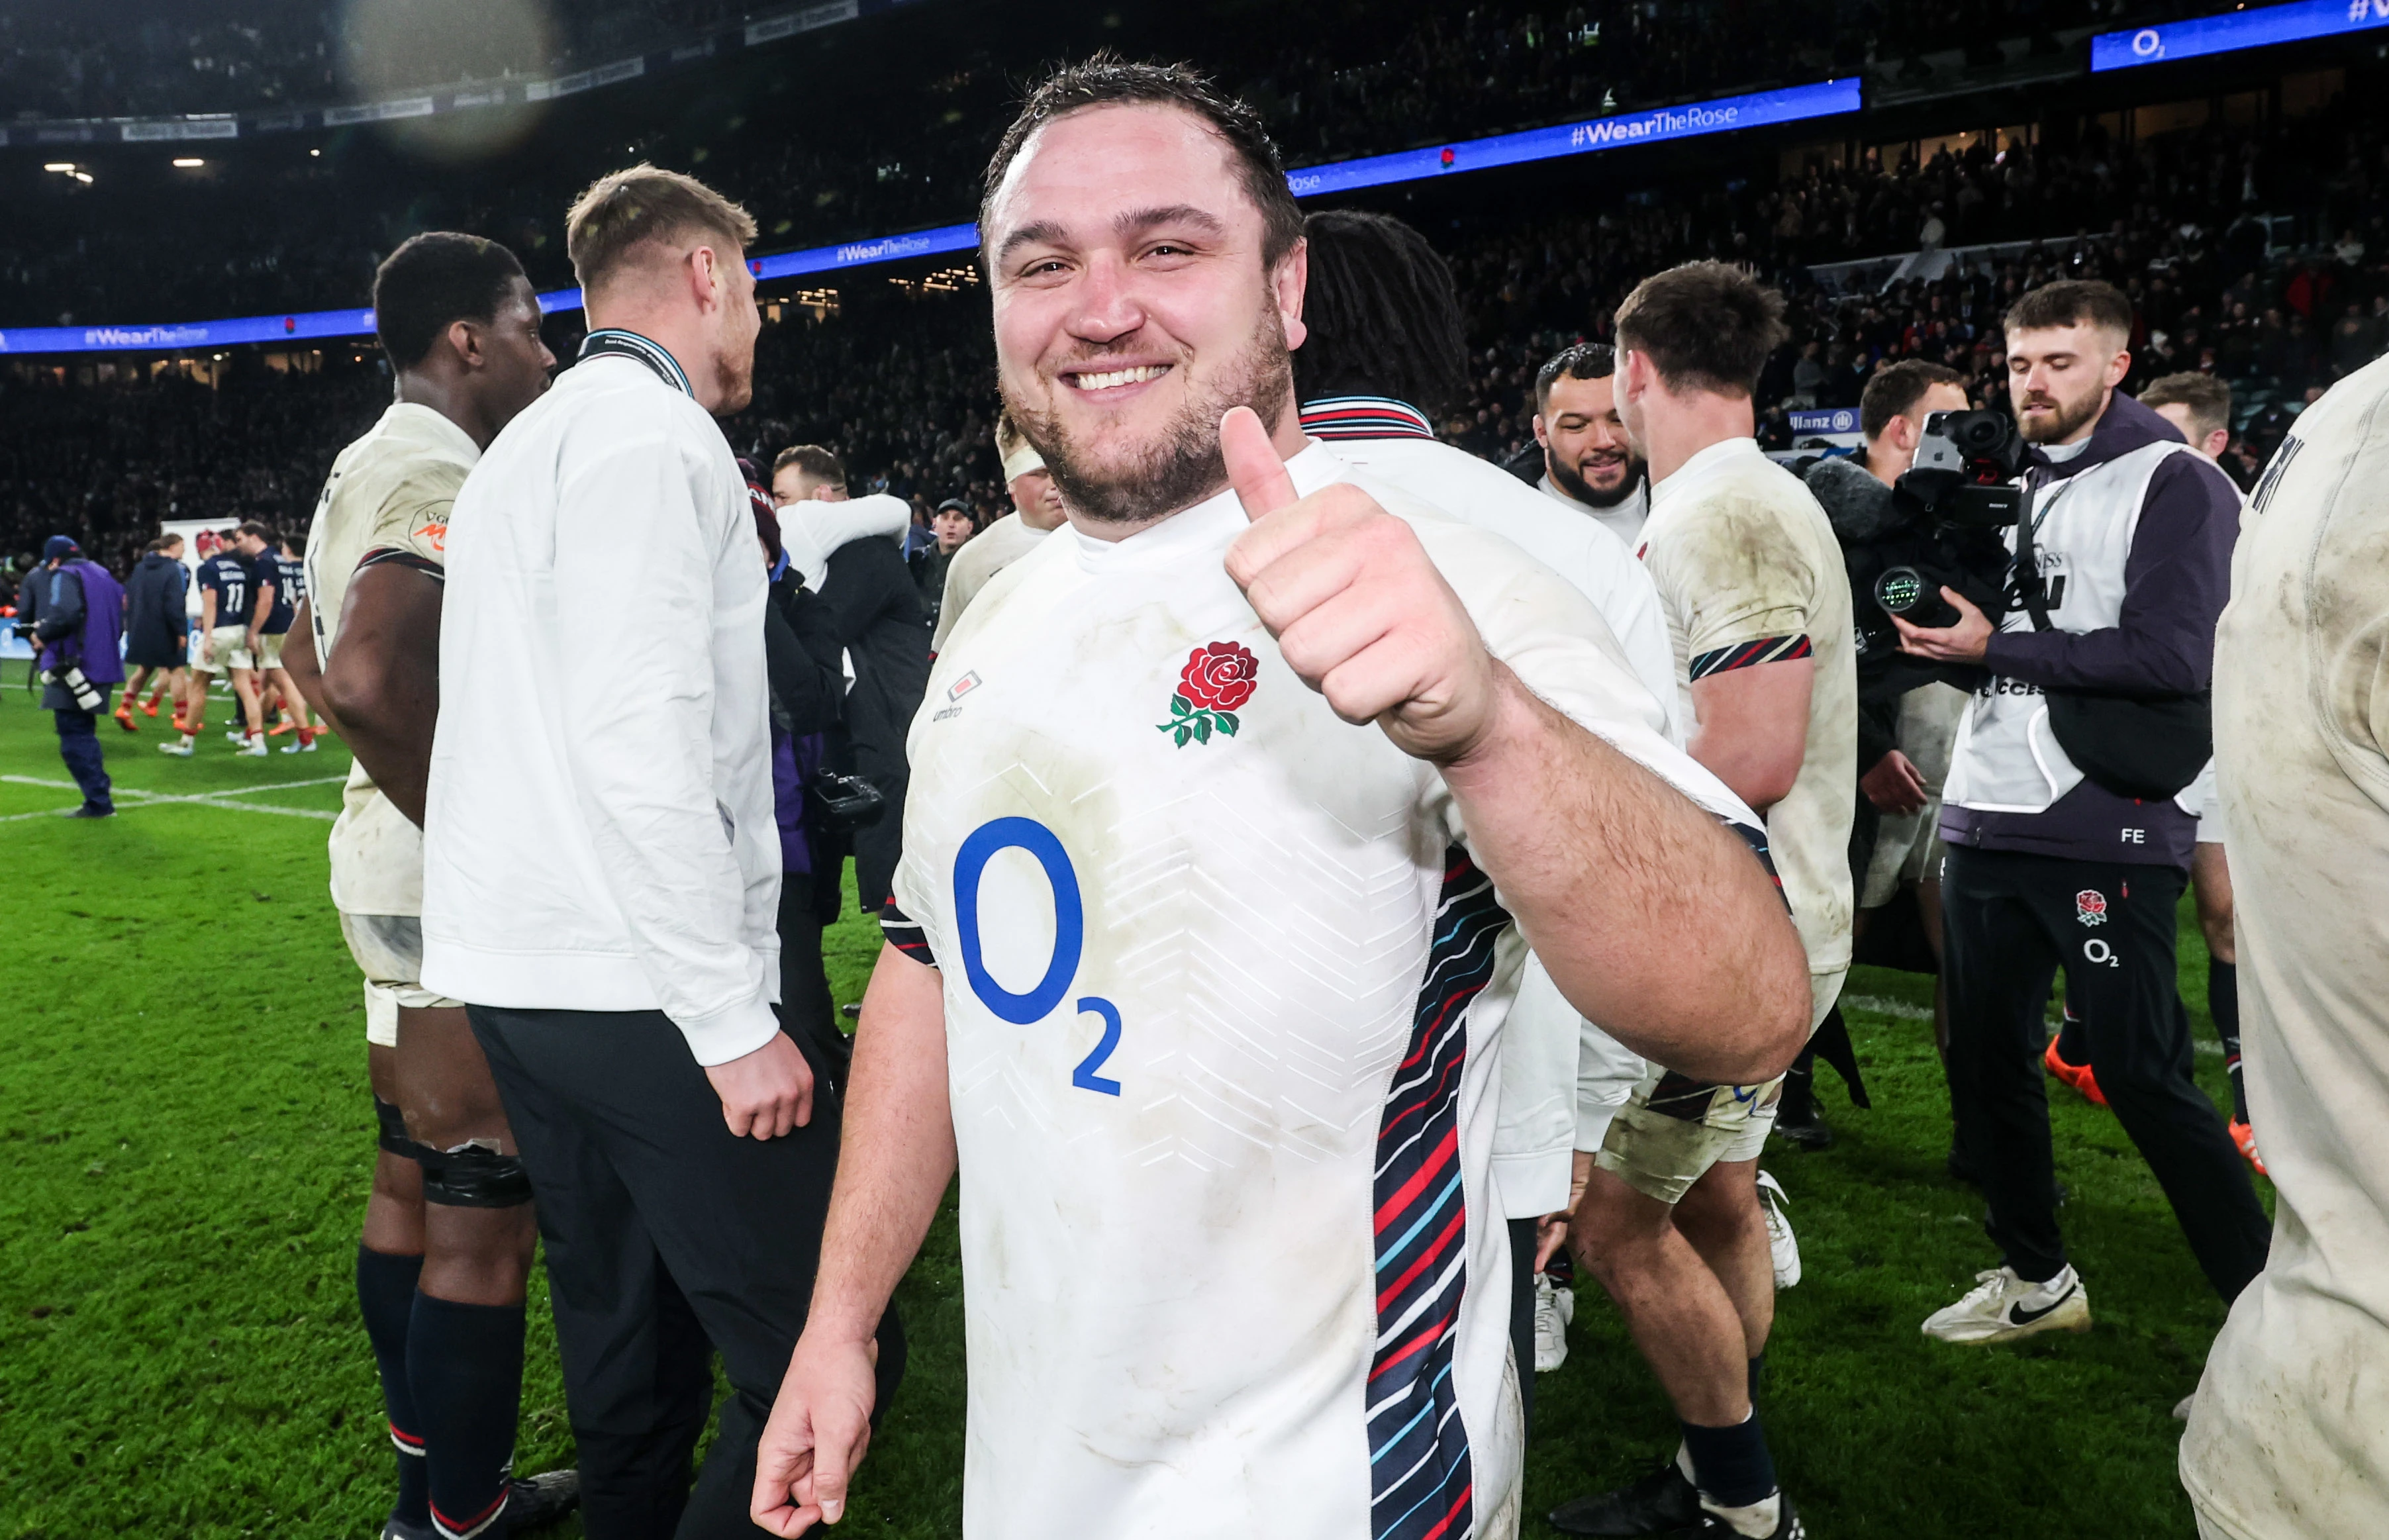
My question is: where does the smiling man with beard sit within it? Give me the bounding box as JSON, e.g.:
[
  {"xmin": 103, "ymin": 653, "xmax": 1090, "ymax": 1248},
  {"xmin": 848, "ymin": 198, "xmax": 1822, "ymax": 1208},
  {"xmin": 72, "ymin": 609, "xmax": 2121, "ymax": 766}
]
[
  {"xmin": 750, "ymin": 55, "xmax": 1812, "ymax": 1540},
  {"xmin": 1534, "ymin": 342, "xmax": 1651, "ymax": 548}
]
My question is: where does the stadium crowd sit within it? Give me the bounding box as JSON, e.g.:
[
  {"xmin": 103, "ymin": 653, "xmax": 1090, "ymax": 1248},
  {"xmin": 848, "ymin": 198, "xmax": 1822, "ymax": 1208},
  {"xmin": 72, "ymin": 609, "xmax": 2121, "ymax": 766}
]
[{"xmin": 9, "ymin": 93, "xmax": 2384, "ymax": 571}]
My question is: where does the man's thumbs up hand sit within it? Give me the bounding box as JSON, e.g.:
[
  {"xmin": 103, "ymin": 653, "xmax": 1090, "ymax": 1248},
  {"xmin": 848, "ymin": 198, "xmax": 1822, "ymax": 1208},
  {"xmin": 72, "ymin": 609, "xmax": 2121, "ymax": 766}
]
[{"xmin": 1220, "ymin": 405, "xmax": 1501, "ymax": 765}]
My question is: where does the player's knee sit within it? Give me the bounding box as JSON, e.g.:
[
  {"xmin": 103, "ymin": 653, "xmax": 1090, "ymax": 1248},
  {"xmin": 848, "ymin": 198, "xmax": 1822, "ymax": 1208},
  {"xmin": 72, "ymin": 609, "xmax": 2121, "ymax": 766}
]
[{"xmin": 418, "ymin": 1140, "xmax": 536, "ymax": 1210}]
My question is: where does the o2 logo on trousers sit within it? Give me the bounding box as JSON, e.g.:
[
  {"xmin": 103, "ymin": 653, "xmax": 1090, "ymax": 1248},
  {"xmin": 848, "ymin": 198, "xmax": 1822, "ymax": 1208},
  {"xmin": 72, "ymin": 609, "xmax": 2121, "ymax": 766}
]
[{"xmin": 952, "ymin": 817, "xmax": 1122, "ymax": 1096}]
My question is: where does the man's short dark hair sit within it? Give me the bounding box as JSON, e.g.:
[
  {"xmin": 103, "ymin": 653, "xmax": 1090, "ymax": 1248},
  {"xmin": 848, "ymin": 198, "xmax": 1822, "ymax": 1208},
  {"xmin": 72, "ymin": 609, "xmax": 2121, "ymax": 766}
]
[
  {"xmin": 773, "ymin": 444, "xmax": 846, "ymax": 489},
  {"xmin": 1535, "ymin": 343, "xmax": 1616, "ymax": 414},
  {"xmin": 2004, "ymin": 279, "xmax": 2134, "ymax": 342},
  {"xmin": 1859, "ymin": 360, "xmax": 1968, "ymax": 443},
  {"xmin": 1289, "ymin": 210, "xmax": 1467, "ymax": 416},
  {"xmin": 237, "ymin": 520, "xmax": 274, "ymax": 544},
  {"xmin": 2138, "ymin": 371, "xmax": 2233, "ymax": 442},
  {"xmin": 1613, "ymin": 262, "xmax": 1788, "ymax": 397},
  {"xmin": 982, "ymin": 54, "xmax": 1304, "ymax": 268},
  {"xmin": 372, "ymin": 232, "xmax": 530, "ymax": 371}
]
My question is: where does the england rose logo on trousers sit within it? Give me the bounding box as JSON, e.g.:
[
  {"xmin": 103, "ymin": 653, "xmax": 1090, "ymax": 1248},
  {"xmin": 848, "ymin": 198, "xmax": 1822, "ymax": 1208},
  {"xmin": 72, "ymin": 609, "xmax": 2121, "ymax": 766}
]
[
  {"xmin": 2075, "ymin": 890, "xmax": 2108, "ymax": 926},
  {"xmin": 1156, "ymin": 640, "xmax": 1257, "ymax": 747}
]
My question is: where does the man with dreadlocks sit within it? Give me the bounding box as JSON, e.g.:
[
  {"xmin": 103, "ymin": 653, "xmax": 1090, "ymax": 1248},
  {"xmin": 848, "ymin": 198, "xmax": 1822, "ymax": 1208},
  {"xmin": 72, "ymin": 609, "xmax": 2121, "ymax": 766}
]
[{"xmin": 1291, "ymin": 206, "xmax": 1693, "ymax": 1412}]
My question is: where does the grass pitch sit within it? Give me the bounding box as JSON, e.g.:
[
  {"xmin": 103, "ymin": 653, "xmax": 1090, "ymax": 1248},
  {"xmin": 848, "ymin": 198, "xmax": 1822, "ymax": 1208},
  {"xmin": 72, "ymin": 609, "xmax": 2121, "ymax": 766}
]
[{"xmin": 0, "ymin": 675, "xmax": 2253, "ymax": 1537}]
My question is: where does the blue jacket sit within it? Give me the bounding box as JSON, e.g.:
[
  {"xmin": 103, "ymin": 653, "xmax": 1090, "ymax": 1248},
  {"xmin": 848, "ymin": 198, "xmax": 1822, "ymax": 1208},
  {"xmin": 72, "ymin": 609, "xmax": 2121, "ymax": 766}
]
[{"xmin": 32, "ymin": 559, "xmax": 126, "ymax": 710}]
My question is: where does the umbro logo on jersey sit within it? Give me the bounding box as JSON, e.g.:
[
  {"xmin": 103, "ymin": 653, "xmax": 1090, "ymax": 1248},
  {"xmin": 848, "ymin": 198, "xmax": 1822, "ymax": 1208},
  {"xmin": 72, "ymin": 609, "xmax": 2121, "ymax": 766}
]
[{"xmin": 2075, "ymin": 890, "xmax": 2108, "ymax": 926}]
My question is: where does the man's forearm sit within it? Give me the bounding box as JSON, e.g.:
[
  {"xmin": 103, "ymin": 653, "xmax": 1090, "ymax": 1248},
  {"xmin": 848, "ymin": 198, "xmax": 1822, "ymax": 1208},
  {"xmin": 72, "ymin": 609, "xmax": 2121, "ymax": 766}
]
[
  {"xmin": 282, "ymin": 601, "xmax": 342, "ymax": 736},
  {"xmin": 323, "ymin": 566, "xmax": 444, "ymax": 824},
  {"xmin": 807, "ymin": 945, "xmax": 957, "ymax": 1345},
  {"xmin": 1439, "ymin": 665, "xmax": 1810, "ymax": 1084}
]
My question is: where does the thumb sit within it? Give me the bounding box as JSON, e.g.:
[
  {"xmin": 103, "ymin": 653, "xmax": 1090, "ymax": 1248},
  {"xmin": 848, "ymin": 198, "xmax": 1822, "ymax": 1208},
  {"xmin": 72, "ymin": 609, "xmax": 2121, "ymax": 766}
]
[
  {"xmin": 807, "ymin": 1404, "xmax": 864, "ymax": 1524},
  {"xmin": 1220, "ymin": 405, "xmax": 1298, "ymax": 523}
]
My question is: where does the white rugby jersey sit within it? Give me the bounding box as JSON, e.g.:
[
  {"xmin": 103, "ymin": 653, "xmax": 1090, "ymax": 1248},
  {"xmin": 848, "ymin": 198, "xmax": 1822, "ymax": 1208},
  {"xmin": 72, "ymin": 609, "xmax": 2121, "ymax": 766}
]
[{"xmin": 889, "ymin": 442, "xmax": 1756, "ymax": 1540}]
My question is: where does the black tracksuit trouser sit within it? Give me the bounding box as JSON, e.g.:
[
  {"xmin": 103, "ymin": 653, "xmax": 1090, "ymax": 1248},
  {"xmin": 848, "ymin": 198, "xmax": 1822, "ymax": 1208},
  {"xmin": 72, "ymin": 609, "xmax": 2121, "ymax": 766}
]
[
  {"xmin": 1941, "ymin": 845, "xmax": 2268, "ymax": 1302},
  {"xmin": 470, "ymin": 1005, "xmax": 905, "ymax": 1540}
]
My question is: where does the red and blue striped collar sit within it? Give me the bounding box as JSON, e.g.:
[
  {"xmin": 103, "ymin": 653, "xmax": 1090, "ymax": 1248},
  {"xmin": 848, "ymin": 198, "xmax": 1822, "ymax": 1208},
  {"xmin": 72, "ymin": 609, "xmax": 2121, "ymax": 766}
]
[{"xmin": 1298, "ymin": 396, "xmax": 1436, "ymax": 442}]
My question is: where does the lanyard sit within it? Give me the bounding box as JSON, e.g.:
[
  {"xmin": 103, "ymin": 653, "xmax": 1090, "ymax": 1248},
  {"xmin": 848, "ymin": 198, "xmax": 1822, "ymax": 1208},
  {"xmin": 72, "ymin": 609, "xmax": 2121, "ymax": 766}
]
[{"xmin": 579, "ymin": 329, "xmax": 693, "ymax": 396}]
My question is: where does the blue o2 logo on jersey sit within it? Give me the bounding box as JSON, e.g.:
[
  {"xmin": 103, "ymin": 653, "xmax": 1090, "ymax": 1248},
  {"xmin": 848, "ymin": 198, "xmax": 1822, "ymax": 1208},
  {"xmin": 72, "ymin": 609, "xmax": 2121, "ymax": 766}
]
[{"xmin": 951, "ymin": 817, "xmax": 1122, "ymax": 1096}]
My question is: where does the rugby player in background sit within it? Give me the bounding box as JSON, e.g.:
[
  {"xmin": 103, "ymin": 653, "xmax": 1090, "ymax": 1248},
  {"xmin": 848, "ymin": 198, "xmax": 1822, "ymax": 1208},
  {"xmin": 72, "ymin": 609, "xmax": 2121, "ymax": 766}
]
[{"xmin": 282, "ymin": 232, "xmax": 575, "ymax": 1540}]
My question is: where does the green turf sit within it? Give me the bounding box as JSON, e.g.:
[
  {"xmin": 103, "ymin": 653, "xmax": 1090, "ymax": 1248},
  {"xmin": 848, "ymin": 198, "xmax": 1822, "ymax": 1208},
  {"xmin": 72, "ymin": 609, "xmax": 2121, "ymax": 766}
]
[{"xmin": 0, "ymin": 674, "xmax": 2254, "ymax": 1537}]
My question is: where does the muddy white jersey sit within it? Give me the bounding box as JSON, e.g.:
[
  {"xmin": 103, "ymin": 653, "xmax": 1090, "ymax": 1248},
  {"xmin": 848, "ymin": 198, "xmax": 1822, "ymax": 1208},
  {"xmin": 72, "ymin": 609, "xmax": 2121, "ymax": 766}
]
[{"xmin": 889, "ymin": 442, "xmax": 1754, "ymax": 1540}]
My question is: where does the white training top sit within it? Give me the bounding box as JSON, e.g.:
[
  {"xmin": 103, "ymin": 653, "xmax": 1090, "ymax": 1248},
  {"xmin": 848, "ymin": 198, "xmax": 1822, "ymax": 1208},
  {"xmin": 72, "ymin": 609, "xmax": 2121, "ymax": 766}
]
[
  {"xmin": 930, "ymin": 511, "xmax": 1050, "ymax": 653},
  {"xmin": 2182, "ymin": 352, "xmax": 2389, "ymax": 1540},
  {"xmin": 303, "ymin": 402, "xmax": 479, "ymax": 918},
  {"xmin": 891, "ymin": 442, "xmax": 1753, "ymax": 1540},
  {"xmin": 420, "ymin": 344, "xmax": 781, "ymax": 1066}
]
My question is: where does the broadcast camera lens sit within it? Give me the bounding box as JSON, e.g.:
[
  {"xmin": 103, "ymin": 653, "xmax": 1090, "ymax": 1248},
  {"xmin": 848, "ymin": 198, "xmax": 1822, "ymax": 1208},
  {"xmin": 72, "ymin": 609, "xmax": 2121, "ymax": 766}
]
[{"xmin": 1876, "ymin": 567, "xmax": 1928, "ymax": 616}]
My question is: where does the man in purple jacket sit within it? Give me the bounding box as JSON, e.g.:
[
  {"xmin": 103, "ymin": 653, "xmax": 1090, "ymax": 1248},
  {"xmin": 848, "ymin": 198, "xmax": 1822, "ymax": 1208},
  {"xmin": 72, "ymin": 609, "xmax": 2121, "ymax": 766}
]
[
  {"xmin": 25, "ymin": 534, "xmax": 126, "ymax": 818},
  {"xmin": 1894, "ymin": 281, "xmax": 2267, "ymax": 1347}
]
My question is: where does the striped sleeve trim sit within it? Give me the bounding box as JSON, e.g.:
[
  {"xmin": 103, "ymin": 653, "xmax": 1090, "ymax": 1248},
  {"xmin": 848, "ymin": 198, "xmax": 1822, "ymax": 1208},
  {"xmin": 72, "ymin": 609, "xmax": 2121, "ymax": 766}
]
[
  {"xmin": 1723, "ymin": 818, "xmax": 1788, "ymax": 909},
  {"xmin": 1688, "ymin": 634, "xmax": 1811, "ymax": 679},
  {"xmin": 356, "ymin": 546, "xmax": 446, "ymax": 585},
  {"xmin": 880, "ymin": 901, "xmax": 936, "ymax": 967}
]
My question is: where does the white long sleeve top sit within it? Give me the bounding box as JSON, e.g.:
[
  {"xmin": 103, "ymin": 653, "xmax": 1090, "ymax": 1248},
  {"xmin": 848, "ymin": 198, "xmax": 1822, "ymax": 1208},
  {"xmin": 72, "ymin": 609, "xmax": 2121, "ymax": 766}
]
[{"xmin": 420, "ymin": 340, "xmax": 782, "ymax": 1065}]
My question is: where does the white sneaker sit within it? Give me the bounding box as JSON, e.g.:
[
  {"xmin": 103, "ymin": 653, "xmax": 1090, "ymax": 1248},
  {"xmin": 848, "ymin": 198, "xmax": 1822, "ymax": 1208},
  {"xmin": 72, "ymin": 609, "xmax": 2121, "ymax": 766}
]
[
  {"xmin": 224, "ymin": 727, "xmax": 248, "ymax": 744},
  {"xmin": 157, "ymin": 740, "xmax": 193, "ymax": 757},
  {"xmin": 236, "ymin": 737, "xmax": 268, "ymax": 757},
  {"xmin": 1756, "ymin": 1170, "xmax": 1800, "ymax": 1289},
  {"xmin": 1532, "ymin": 1271, "xmax": 1573, "ymax": 1372},
  {"xmin": 279, "ymin": 737, "xmax": 317, "ymax": 753},
  {"xmin": 1922, "ymin": 1265, "xmax": 2091, "ymax": 1345}
]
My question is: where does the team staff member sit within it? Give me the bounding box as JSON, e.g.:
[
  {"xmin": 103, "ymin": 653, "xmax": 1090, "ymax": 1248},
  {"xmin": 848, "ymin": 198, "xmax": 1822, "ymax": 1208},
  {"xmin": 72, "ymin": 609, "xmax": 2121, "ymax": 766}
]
[
  {"xmin": 25, "ymin": 535, "xmax": 125, "ymax": 818},
  {"xmin": 1535, "ymin": 342, "xmax": 1651, "ymax": 547},
  {"xmin": 752, "ymin": 59, "xmax": 1806, "ymax": 1540},
  {"xmin": 118, "ymin": 533, "xmax": 189, "ymax": 734},
  {"xmin": 420, "ymin": 167, "xmax": 904, "ymax": 1539},
  {"xmin": 769, "ymin": 445, "xmax": 929, "ymax": 918},
  {"xmin": 2182, "ymin": 353, "xmax": 2389, "ymax": 1540},
  {"xmin": 184, "ymin": 528, "xmax": 267, "ymax": 755},
  {"xmin": 1898, "ymin": 281, "xmax": 2268, "ymax": 1343},
  {"xmin": 1287, "ymin": 205, "xmax": 1681, "ymax": 1402},
  {"xmin": 928, "ymin": 413, "xmax": 1069, "ymax": 652},
  {"xmin": 1556, "ymin": 262, "xmax": 1855, "ymax": 1540},
  {"xmin": 282, "ymin": 232, "xmax": 578, "ymax": 1540}
]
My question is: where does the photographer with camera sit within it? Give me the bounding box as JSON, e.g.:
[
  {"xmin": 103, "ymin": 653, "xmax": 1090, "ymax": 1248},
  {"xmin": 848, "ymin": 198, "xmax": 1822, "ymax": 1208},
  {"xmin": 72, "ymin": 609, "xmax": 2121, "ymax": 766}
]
[
  {"xmin": 24, "ymin": 534, "xmax": 126, "ymax": 818},
  {"xmin": 1792, "ymin": 361, "xmax": 1973, "ymax": 1150},
  {"xmin": 1896, "ymin": 280, "xmax": 2268, "ymax": 1345}
]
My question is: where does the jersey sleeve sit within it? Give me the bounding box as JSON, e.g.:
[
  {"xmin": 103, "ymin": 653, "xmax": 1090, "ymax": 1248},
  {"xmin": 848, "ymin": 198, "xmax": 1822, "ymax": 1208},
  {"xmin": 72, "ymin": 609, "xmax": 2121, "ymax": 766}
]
[
  {"xmin": 1407, "ymin": 516, "xmax": 1759, "ymax": 839},
  {"xmin": 880, "ymin": 899, "xmax": 940, "ymax": 968},
  {"xmin": 366, "ymin": 458, "xmax": 469, "ymax": 565},
  {"xmin": 1646, "ymin": 493, "xmax": 1820, "ymax": 679}
]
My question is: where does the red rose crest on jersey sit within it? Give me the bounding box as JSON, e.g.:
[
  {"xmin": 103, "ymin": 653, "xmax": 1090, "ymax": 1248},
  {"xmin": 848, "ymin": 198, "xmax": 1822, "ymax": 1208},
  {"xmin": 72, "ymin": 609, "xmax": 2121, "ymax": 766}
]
[
  {"xmin": 2075, "ymin": 889, "xmax": 2108, "ymax": 926},
  {"xmin": 1155, "ymin": 640, "xmax": 1257, "ymax": 747}
]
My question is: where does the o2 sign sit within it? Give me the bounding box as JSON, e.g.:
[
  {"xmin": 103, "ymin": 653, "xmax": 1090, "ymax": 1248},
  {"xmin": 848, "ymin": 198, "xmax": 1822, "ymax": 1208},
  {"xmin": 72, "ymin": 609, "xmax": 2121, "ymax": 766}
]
[{"xmin": 951, "ymin": 817, "xmax": 1122, "ymax": 1096}]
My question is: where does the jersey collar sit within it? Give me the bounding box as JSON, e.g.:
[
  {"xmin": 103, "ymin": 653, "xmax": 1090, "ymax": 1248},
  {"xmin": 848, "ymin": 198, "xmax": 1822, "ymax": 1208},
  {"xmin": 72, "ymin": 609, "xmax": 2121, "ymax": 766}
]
[
  {"xmin": 1298, "ymin": 396, "xmax": 1436, "ymax": 442},
  {"xmin": 579, "ymin": 328, "xmax": 693, "ymax": 397}
]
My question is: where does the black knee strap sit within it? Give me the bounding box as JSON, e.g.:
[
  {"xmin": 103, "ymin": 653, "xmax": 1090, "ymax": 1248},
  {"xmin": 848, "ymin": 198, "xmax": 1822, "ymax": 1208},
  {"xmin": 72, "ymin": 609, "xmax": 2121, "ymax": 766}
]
[
  {"xmin": 418, "ymin": 1141, "xmax": 534, "ymax": 1209},
  {"xmin": 372, "ymin": 1096, "xmax": 441, "ymax": 1164}
]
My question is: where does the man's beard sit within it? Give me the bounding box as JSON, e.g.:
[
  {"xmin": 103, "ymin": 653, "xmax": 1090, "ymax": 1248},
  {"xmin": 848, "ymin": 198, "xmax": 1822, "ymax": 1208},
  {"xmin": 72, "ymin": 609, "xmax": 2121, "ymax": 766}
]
[
  {"xmin": 714, "ymin": 346, "xmax": 756, "ymax": 415},
  {"xmin": 1006, "ymin": 311, "xmax": 1292, "ymax": 526},
  {"xmin": 1548, "ymin": 449, "xmax": 1646, "ymax": 510},
  {"xmin": 2017, "ymin": 385, "xmax": 2104, "ymax": 444}
]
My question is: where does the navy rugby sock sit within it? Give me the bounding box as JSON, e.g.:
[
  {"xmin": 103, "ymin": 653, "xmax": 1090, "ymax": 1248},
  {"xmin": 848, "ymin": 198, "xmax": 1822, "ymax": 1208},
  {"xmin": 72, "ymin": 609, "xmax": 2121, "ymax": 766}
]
[
  {"xmin": 1681, "ymin": 1411, "xmax": 1778, "ymax": 1509},
  {"xmin": 356, "ymin": 1245, "xmax": 432, "ymax": 1527},
  {"xmin": 408, "ymin": 1292, "xmax": 527, "ymax": 1540}
]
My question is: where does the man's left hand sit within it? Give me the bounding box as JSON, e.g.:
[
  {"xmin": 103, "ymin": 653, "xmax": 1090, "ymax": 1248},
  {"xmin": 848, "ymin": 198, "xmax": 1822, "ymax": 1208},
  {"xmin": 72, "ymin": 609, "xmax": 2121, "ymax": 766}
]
[
  {"xmin": 1220, "ymin": 406, "xmax": 1499, "ymax": 765},
  {"xmin": 1892, "ymin": 587, "xmax": 1994, "ymax": 663}
]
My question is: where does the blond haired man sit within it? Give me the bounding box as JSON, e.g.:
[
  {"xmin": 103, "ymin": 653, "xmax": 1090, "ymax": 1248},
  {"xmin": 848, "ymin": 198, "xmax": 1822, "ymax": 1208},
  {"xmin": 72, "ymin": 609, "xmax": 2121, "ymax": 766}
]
[{"xmin": 420, "ymin": 166, "xmax": 903, "ymax": 1537}]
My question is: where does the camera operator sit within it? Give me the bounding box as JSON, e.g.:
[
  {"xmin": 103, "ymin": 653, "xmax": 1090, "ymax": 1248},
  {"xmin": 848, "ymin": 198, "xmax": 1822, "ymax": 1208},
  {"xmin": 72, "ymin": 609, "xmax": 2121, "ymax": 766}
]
[
  {"xmin": 1790, "ymin": 361, "xmax": 1972, "ymax": 1151},
  {"xmin": 1896, "ymin": 280, "xmax": 2268, "ymax": 1345},
  {"xmin": 24, "ymin": 534, "xmax": 125, "ymax": 818},
  {"xmin": 1534, "ymin": 342, "xmax": 1651, "ymax": 548}
]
